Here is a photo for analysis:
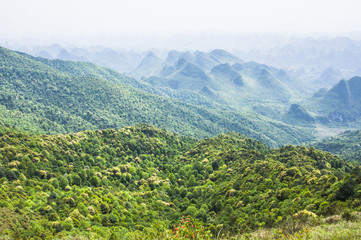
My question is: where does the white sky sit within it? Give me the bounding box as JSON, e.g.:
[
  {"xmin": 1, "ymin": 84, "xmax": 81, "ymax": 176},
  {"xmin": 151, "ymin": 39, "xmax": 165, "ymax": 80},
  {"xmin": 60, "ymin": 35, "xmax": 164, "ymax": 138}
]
[{"xmin": 1, "ymin": 0, "xmax": 361, "ymax": 45}]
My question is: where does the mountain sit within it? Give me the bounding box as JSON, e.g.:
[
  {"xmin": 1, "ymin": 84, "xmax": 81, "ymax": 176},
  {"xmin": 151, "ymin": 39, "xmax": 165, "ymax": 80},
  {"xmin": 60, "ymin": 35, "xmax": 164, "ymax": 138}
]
[
  {"xmin": 0, "ymin": 46, "xmax": 314, "ymax": 147},
  {"xmin": 34, "ymin": 43, "xmax": 64, "ymax": 58},
  {"xmin": 130, "ymin": 51, "xmax": 163, "ymax": 79},
  {"xmin": 137, "ymin": 50, "xmax": 298, "ymax": 113},
  {"xmin": 192, "ymin": 49, "xmax": 242, "ymax": 71},
  {"xmin": 312, "ymin": 88, "xmax": 328, "ymax": 98},
  {"xmin": 35, "ymin": 50, "xmax": 52, "ymax": 59},
  {"xmin": 57, "ymin": 49, "xmax": 73, "ymax": 60},
  {"xmin": 130, "ymin": 49, "xmax": 243, "ymax": 80},
  {"xmin": 316, "ymin": 67, "xmax": 344, "ymax": 88},
  {"xmin": 90, "ymin": 48, "xmax": 142, "ymax": 73},
  {"xmin": 145, "ymin": 59, "xmax": 218, "ymax": 91},
  {"xmin": 311, "ymin": 130, "xmax": 361, "ymax": 163},
  {"xmin": 25, "ymin": 46, "xmax": 305, "ymax": 119},
  {"xmin": 30, "ymin": 45, "xmax": 143, "ymax": 73},
  {"xmin": 282, "ymin": 104, "xmax": 315, "ymax": 125},
  {"xmin": 264, "ymin": 75, "xmax": 361, "ymax": 133},
  {"xmin": 304, "ymin": 76, "xmax": 361, "ymax": 124},
  {"xmin": 235, "ymin": 36, "xmax": 361, "ymax": 87},
  {"xmin": 210, "ymin": 63, "xmax": 244, "ymax": 86},
  {"xmin": 209, "ymin": 49, "xmax": 242, "ymax": 64},
  {"xmin": 0, "ymin": 124, "xmax": 358, "ymax": 239}
]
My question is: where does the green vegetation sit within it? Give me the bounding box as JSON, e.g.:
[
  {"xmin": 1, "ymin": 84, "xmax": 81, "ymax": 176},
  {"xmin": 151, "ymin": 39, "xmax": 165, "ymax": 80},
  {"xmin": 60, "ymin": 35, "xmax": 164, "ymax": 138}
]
[
  {"xmin": 0, "ymin": 46, "xmax": 314, "ymax": 147},
  {"xmin": 2, "ymin": 45, "xmax": 361, "ymax": 239},
  {"xmin": 311, "ymin": 130, "xmax": 361, "ymax": 163},
  {"xmin": 0, "ymin": 124, "xmax": 360, "ymax": 239}
]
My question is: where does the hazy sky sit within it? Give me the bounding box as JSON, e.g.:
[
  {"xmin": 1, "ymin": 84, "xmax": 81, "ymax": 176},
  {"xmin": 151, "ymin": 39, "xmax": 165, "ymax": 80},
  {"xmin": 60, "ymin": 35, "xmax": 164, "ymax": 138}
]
[{"xmin": 1, "ymin": 0, "xmax": 361, "ymax": 47}]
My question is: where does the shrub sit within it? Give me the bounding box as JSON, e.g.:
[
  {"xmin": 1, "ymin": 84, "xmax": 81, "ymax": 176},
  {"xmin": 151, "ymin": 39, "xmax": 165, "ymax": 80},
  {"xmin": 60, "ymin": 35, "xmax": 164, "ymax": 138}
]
[{"xmin": 171, "ymin": 216, "xmax": 212, "ymax": 239}]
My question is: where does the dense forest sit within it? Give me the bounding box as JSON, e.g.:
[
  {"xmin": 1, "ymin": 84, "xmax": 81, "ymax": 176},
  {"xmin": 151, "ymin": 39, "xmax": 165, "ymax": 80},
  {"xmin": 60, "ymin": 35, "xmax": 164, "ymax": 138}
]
[{"xmin": 0, "ymin": 124, "xmax": 360, "ymax": 239}]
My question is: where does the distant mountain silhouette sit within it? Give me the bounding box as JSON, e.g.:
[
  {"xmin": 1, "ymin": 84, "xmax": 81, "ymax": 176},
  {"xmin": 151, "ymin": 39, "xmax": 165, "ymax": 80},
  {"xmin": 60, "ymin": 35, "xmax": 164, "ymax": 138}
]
[
  {"xmin": 282, "ymin": 104, "xmax": 315, "ymax": 125},
  {"xmin": 316, "ymin": 67, "xmax": 344, "ymax": 88},
  {"xmin": 131, "ymin": 51, "xmax": 163, "ymax": 79},
  {"xmin": 134, "ymin": 49, "xmax": 296, "ymax": 111}
]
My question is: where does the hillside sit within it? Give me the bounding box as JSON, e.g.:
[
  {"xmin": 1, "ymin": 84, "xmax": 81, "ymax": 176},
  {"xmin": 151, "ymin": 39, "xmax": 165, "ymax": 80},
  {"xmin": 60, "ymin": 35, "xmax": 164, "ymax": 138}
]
[
  {"xmin": 311, "ymin": 130, "xmax": 361, "ymax": 163},
  {"xmin": 0, "ymin": 46, "xmax": 314, "ymax": 147},
  {"xmin": 0, "ymin": 125, "xmax": 359, "ymax": 239}
]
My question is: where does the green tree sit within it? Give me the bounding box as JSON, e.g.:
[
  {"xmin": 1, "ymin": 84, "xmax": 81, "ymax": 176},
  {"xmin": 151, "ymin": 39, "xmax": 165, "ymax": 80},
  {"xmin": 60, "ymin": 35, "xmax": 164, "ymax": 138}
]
[
  {"xmin": 89, "ymin": 175, "xmax": 100, "ymax": 187},
  {"xmin": 58, "ymin": 175, "xmax": 69, "ymax": 190}
]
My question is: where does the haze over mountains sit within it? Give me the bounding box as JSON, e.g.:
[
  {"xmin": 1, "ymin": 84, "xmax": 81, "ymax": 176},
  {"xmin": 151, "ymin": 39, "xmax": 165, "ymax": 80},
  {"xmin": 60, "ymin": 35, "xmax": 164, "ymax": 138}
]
[
  {"xmin": 4, "ymin": 39, "xmax": 361, "ymax": 146},
  {"xmin": 0, "ymin": 46, "xmax": 315, "ymax": 147},
  {"xmin": 236, "ymin": 37, "xmax": 361, "ymax": 89},
  {"xmin": 6, "ymin": 36, "xmax": 361, "ymax": 138},
  {"xmin": 132, "ymin": 49, "xmax": 299, "ymax": 113},
  {"xmin": 8, "ymin": 36, "xmax": 361, "ymax": 90}
]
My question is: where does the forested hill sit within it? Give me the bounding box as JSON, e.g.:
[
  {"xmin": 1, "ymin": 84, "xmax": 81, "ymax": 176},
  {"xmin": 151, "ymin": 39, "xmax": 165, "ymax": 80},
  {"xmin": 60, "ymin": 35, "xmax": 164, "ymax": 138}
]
[
  {"xmin": 0, "ymin": 46, "xmax": 313, "ymax": 147},
  {"xmin": 0, "ymin": 124, "xmax": 359, "ymax": 239},
  {"xmin": 311, "ymin": 130, "xmax": 361, "ymax": 164}
]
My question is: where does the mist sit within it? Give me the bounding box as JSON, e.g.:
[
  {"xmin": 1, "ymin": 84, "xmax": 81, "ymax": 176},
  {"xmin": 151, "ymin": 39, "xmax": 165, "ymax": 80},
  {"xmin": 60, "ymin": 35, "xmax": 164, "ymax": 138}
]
[{"xmin": 1, "ymin": 0, "xmax": 361, "ymax": 50}]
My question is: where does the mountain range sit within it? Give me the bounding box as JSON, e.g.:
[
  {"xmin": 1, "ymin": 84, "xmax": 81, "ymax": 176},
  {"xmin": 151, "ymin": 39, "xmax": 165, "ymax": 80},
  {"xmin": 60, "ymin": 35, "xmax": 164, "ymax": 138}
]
[
  {"xmin": 130, "ymin": 49, "xmax": 300, "ymax": 114},
  {"xmin": 0, "ymin": 46, "xmax": 313, "ymax": 147},
  {"xmin": 5, "ymin": 43, "xmax": 361, "ymax": 143},
  {"xmin": 130, "ymin": 49, "xmax": 361, "ymax": 138}
]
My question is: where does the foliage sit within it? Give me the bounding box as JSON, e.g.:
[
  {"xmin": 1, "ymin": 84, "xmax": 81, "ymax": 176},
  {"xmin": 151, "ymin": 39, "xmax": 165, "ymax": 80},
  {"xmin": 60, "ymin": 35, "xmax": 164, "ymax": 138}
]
[
  {"xmin": 0, "ymin": 124, "xmax": 359, "ymax": 239},
  {"xmin": 170, "ymin": 216, "xmax": 212, "ymax": 239}
]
